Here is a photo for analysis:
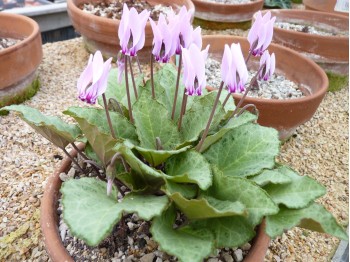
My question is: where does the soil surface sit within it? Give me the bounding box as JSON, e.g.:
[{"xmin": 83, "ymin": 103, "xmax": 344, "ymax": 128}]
[
  {"xmin": 81, "ymin": 0, "xmax": 172, "ymax": 20},
  {"xmin": 275, "ymin": 22, "xmax": 349, "ymax": 37},
  {"xmin": 0, "ymin": 37, "xmax": 21, "ymax": 51},
  {"xmin": 202, "ymin": 0, "xmax": 255, "ymax": 3}
]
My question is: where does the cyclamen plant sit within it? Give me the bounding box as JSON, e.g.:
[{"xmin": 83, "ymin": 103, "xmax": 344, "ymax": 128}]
[{"xmin": 2, "ymin": 7, "xmax": 347, "ymax": 262}]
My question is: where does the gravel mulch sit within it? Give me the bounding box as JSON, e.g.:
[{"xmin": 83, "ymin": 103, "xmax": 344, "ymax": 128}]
[
  {"xmin": 274, "ymin": 22, "xmax": 349, "ymax": 37},
  {"xmin": 0, "ymin": 37, "xmax": 21, "ymax": 51},
  {"xmin": 0, "ymin": 6, "xmax": 348, "ymax": 260}
]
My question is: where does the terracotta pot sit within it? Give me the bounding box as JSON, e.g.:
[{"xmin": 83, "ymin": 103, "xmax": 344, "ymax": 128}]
[
  {"xmin": 0, "ymin": 13, "xmax": 42, "ymax": 107},
  {"xmin": 192, "ymin": 0, "xmax": 263, "ymax": 22},
  {"xmin": 203, "ymin": 35, "xmax": 328, "ymax": 140},
  {"xmin": 255, "ymin": 9, "xmax": 349, "ymax": 75},
  {"xmin": 40, "ymin": 144, "xmax": 270, "ymax": 262},
  {"xmin": 303, "ymin": 0, "xmax": 349, "ymax": 17},
  {"xmin": 66, "ymin": 0, "xmax": 195, "ymax": 61}
]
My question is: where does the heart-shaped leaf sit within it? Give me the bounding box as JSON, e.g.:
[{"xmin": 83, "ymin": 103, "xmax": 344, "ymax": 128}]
[
  {"xmin": 170, "ymin": 193, "xmax": 246, "ymax": 219},
  {"xmin": 133, "ymin": 92, "xmax": 181, "ymax": 150},
  {"xmin": 165, "ymin": 150, "xmax": 212, "ymax": 190},
  {"xmin": 61, "ymin": 177, "xmax": 169, "ymax": 246},
  {"xmin": 181, "ymin": 92, "xmax": 226, "ymax": 143},
  {"xmin": 204, "ymin": 123, "xmax": 279, "ymax": 177},
  {"xmin": 151, "ymin": 205, "xmax": 214, "ymax": 262},
  {"xmin": 2, "ymin": 105, "xmax": 81, "ymax": 148},
  {"xmin": 265, "ymin": 203, "xmax": 348, "ymax": 240},
  {"xmin": 199, "ymin": 111, "xmax": 257, "ymax": 153},
  {"xmin": 263, "ymin": 166, "xmax": 326, "ymax": 209},
  {"xmin": 190, "ymin": 216, "xmax": 255, "ymax": 248},
  {"xmin": 250, "ymin": 169, "xmax": 292, "ymax": 187},
  {"xmin": 208, "ymin": 168, "xmax": 279, "ymax": 226}
]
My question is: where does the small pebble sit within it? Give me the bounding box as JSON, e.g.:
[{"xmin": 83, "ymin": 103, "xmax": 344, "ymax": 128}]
[{"xmin": 233, "ymin": 249, "xmax": 243, "ymax": 262}]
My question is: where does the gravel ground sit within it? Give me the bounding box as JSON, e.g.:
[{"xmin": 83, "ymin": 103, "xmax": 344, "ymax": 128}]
[{"xmin": 0, "ymin": 4, "xmax": 348, "ymax": 261}]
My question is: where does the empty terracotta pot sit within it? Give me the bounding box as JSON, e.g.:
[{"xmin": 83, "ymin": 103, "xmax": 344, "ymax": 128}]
[
  {"xmin": 303, "ymin": 0, "xmax": 349, "ymax": 17},
  {"xmin": 203, "ymin": 35, "xmax": 328, "ymax": 140},
  {"xmin": 255, "ymin": 9, "xmax": 349, "ymax": 75},
  {"xmin": 0, "ymin": 13, "xmax": 42, "ymax": 107},
  {"xmin": 67, "ymin": 0, "xmax": 195, "ymax": 61},
  {"xmin": 192, "ymin": 0, "xmax": 264, "ymax": 23}
]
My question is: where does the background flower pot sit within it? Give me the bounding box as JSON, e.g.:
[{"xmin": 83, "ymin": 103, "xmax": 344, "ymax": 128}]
[
  {"xmin": 255, "ymin": 9, "xmax": 349, "ymax": 75},
  {"xmin": 40, "ymin": 144, "xmax": 270, "ymax": 262},
  {"xmin": 303, "ymin": 0, "xmax": 349, "ymax": 16},
  {"xmin": 203, "ymin": 35, "xmax": 328, "ymax": 140},
  {"xmin": 192, "ymin": 0, "xmax": 264, "ymax": 30},
  {"xmin": 0, "ymin": 13, "xmax": 42, "ymax": 107},
  {"xmin": 66, "ymin": 0, "xmax": 195, "ymax": 61}
]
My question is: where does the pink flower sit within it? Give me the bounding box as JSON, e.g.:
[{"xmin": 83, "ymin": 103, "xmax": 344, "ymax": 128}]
[
  {"xmin": 167, "ymin": 6, "xmax": 201, "ymax": 54},
  {"xmin": 117, "ymin": 52, "xmax": 125, "ymax": 83},
  {"xmin": 149, "ymin": 14, "xmax": 177, "ymax": 63},
  {"xmin": 182, "ymin": 44, "xmax": 209, "ymax": 96},
  {"xmin": 118, "ymin": 4, "xmax": 150, "ymax": 56},
  {"xmin": 259, "ymin": 51, "xmax": 276, "ymax": 81},
  {"xmin": 77, "ymin": 51, "xmax": 112, "ymax": 104},
  {"xmin": 247, "ymin": 11, "xmax": 276, "ymax": 56},
  {"xmin": 221, "ymin": 43, "xmax": 248, "ymax": 93}
]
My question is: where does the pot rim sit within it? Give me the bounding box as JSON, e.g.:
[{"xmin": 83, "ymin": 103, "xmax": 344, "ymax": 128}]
[
  {"xmin": 192, "ymin": 0, "xmax": 264, "ymax": 8},
  {"xmin": 203, "ymin": 34, "xmax": 329, "ymax": 105},
  {"xmin": 40, "ymin": 143, "xmax": 270, "ymax": 262},
  {"xmin": 67, "ymin": 0, "xmax": 195, "ymax": 25},
  {"xmin": 0, "ymin": 13, "xmax": 40, "ymax": 56},
  {"xmin": 256, "ymin": 9, "xmax": 349, "ymax": 41}
]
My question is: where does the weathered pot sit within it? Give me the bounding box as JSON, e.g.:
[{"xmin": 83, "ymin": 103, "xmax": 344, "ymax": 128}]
[
  {"xmin": 203, "ymin": 35, "xmax": 328, "ymax": 140},
  {"xmin": 255, "ymin": 9, "xmax": 349, "ymax": 75},
  {"xmin": 66, "ymin": 0, "xmax": 195, "ymax": 61},
  {"xmin": 303, "ymin": 0, "xmax": 349, "ymax": 16},
  {"xmin": 192, "ymin": 0, "xmax": 264, "ymax": 29},
  {"xmin": 0, "ymin": 13, "xmax": 42, "ymax": 107},
  {"xmin": 40, "ymin": 144, "xmax": 270, "ymax": 262}
]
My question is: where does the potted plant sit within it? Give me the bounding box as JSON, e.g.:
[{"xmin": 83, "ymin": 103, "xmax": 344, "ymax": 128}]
[
  {"xmin": 2, "ymin": 7, "xmax": 347, "ymax": 262},
  {"xmin": 66, "ymin": 0, "xmax": 195, "ymax": 61},
  {"xmin": 0, "ymin": 13, "xmax": 42, "ymax": 108},
  {"xmin": 191, "ymin": 0, "xmax": 264, "ymax": 30}
]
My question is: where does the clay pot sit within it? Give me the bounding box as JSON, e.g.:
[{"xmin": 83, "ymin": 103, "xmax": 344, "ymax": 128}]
[
  {"xmin": 192, "ymin": 0, "xmax": 264, "ymax": 29},
  {"xmin": 0, "ymin": 13, "xmax": 42, "ymax": 107},
  {"xmin": 203, "ymin": 35, "xmax": 328, "ymax": 140},
  {"xmin": 40, "ymin": 144, "xmax": 270, "ymax": 262},
  {"xmin": 255, "ymin": 9, "xmax": 349, "ymax": 75},
  {"xmin": 66, "ymin": 0, "xmax": 195, "ymax": 61},
  {"xmin": 303, "ymin": 0, "xmax": 349, "ymax": 17}
]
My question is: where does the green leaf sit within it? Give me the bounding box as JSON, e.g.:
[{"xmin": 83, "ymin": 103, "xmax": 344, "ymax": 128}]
[
  {"xmin": 64, "ymin": 106, "xmax": 138, "ymax": 145},
  {"xmin": 208, "ymin": 168, "xmax": 279, "ymax": 226},
  {"xmin": 265, "ymin": 203, "xmax": 348, "ymax": 240},
  {"xmin": 162, "ymin": 180, "xmax": 198, "ymax": 199},
  {"xmin": 204, "ymin": 123, "xmax": 279, "ymax": 177},
  {"xmin": 2, "ymin": 105, "xmax": 81, "ymax": 148},
  {"xmin": 264, "ymin": 0, "xmax": 292, "ymax": 9},
  {"xmin": 64, "ymin": 108, "xmax": 121, "ymax": 165},
  {"xmin": 61, "ymin": 177, "xmax": 169, "ymax": 246},
  {"xmin": 170, "ymin": 193, "xmax": 246, "ymax": 219},
  {"xmin": 165, "ymin": 150, "xmax": 212, "ymax": 190},
  {"xmin": 263, "ymin": 166, "xmax": 326, "ymax": 209},
  {"xmin": 250, "ymin": 169, "xmax": 292, "ymax": 187},
  {"xmin": 199, "ymin": 111, "xmax": 257, "ymax": 153},
  {"xmin": 190, "ymin": 216, "xmax": 255, "ymax": 248},
  {"xmin": 133, "ymin": 92, "xmax": 181, "ymax": 150},
  {"xmin": 151, "ymin": 205, "xmax": 214, "ymax": 262},
  {"xmin": 134, "ymin": 145, "xmax": 191, "ymax": 167},
  {"xmin": 144, "ymin": 63, "xmax": 185, "ymax": 120},
  {"xmin": 101, "ymin": 68, "xmax": 144, "ymax": 110},
  {"xmin": 181, "ymin": 92, "xmax": 226, "ymax": 143}
]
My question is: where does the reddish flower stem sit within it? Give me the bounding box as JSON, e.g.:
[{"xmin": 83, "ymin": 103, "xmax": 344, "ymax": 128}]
[
  {"xmin": 196, "ymin": 81, "xmax": 224, "ymax": 152},
  {"xmin": 150, "ymin": 53, "xmax": 155, "ymax": 99},
  {"xmin": 128, "ymin": 56, "xmax": 138, "ymax": 100},
  {"xmin": 177, "ymin": 89, "xmax": 188, "ymax": 131},
  {"xmin": 102, "ymin": 93, "xmax": 116, "ymax": 139},
  {"xmin": 124, "ymin": 56, "xmax": 134, "ymax": 123},
  {"xmin": 171, "ymin": 53, "xmax": 182, "ymax": 120}
]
